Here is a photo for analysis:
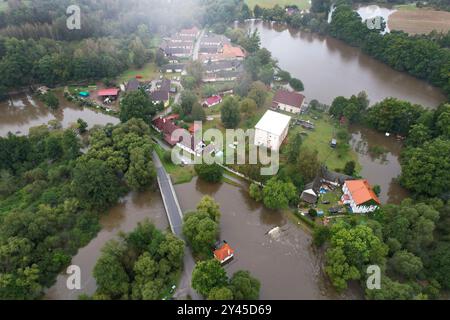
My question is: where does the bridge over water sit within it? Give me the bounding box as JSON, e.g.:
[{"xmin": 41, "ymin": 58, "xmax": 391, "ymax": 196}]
[{"xmin": 152, "ymin": 151, "xmax": 201, "ymax": 300}]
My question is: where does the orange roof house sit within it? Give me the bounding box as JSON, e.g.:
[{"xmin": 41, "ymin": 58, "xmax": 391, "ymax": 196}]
[
  {"xmin": 341, "ymin": 180, "xmax": 380, "ymax": 213},
  {"xmin": 214, "ymin": 242, "xmax": 235, "ymax": 264},
  {"xmin": 222, "ymin": 44, "xmax": 246, "ymax": 59}
]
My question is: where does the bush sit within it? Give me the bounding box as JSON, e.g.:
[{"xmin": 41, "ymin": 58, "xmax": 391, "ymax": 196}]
[
  {"xmin": 194, "ymin": 164, "xmax": 223, "ymax": 183},
  {"xmin": 289, "ymin": 78, "xmax": 304, "ymax": 91}
]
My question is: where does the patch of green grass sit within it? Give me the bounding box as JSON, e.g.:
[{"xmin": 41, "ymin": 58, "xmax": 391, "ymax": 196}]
[
  {"xmin": 284, "ymin": 113, "xmax": 360, "ymax": 173},
  {"xmin": 246, "ymin": 0, "xmax": 311, "ymax": 10},
  {"xmin": 117, "ymin": 62, "xmax": 159, "ymax": 83},
  {"xmin": 154, "ymin": 144, "xmax": 196, "ymax": 185},
  {"xmin": 315, "ymin": 189, "xmax": 343, "ymax": 214},
  {"xmin": 394, "ymin": 3, "xmax": 419, "ymax": 11}
]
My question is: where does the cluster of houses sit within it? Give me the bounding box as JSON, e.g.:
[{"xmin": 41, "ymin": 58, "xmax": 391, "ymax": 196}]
[
  {"xmin": 252, "ymin": 91, "xmax": 380, "ymax": 214},
  {"xmin": 199, "ymin": 31, "xmax": 246, "ymax": 83},
  {"xmin": 152, "ymin": 114, "xmax": 215, "ymax": 157},
  {"xmin": 159, "ymin": 27, "xmax": 200, "ymax": 58}
]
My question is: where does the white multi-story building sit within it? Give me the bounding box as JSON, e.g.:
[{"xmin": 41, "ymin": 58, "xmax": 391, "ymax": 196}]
[{"xmin": 254, "ymin": 110, "xmax": 291, "ymax": 151}]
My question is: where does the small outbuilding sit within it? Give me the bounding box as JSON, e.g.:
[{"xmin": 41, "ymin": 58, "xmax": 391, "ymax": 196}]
[
  {"xmin": 213, "ymin": 241, "xmax": 235, "ymax": 265},
  {"xmin": 300, "ymin": 189, "xmax": 318, "ymax": 204}
]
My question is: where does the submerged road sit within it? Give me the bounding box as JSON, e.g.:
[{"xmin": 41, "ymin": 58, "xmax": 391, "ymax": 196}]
[{"xmin": 152, "ymin": 151, "xmax": 201, "ymax": 300}]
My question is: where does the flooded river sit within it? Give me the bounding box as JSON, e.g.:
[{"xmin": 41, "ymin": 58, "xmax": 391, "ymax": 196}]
[
  {"xmin": 0, "ymin": 92, "xmax": 119, "ymax": 137},
  {"xmin": 45, "ymin": 191, "xmax": 168, "ymax": 300},
  {"xmin": 175, "ymin": 178, "xmax": 360, "ymax": 300},
  {"xmin": 249, "ymin": 21, "xmax": 446, "ymax": 107},
  {"xmin": 46, "ymin": 178, "xmax": 362, "ymax": 300},
  {"xmin": 349, "ymin": 125, "xmax": 409, "ymax": 204}
]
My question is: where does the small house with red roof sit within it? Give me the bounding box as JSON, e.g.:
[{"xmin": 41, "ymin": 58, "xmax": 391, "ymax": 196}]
[
  {"xmin": 213, "ymin": 241, "xmax": 235, "ymax": 265},
  {"xmin": 152, "ymin": 117, "xmax": 181, "ymax": 146},
  {"xmin": 272, "ymin": 90, "xmax": 307, "ymax": 114},
  {"xmin": 98, "ymin": 88, "xmax": 120, "ymax": 99},
  {"xmin": 341, "ymin": 180, "xmax": 381, "ymax": 213},
  {"xmin": 203, "ymin": 95, "xmax": 222, "ymax": 108}
]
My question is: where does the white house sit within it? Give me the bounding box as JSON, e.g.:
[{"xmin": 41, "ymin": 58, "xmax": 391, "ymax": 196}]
[
  {"xmin": 341, "ymin": 180, "xmax": 381, "ymax": 214},
  {"xmin": 272, "ymin": 90, "xmax": 307, "ymax": 114},
  {"xmin": 254, "ymin": 110, "xmax": 291, "ymax": 151}
]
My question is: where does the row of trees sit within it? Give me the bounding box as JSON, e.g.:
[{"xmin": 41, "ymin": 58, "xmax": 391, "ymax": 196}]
[
  {"xmin": 192, "ymin": 260, "xmax": 260, "ymax": 300},
  {"xmin": 0, "ymin": 35, "xmax": 152, "ymax": 95},
  {"xmin": 0, "ymin": 118, "xmax": 156, "ymax": 299},
  {"xmin": 91, "ymin": 220, "xmax": 184, "ymax": 300},
  {"xmin": 329, "ymin": 4, "xmax": 450, "ymax": 98}
]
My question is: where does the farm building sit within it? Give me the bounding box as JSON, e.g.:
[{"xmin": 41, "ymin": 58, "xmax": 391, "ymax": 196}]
[{"xmin": 272, "ymin": 90, "xmax": 307, "ymax": 114}]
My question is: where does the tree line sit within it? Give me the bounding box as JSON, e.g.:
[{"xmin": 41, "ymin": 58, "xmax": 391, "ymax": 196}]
[
  {"xmin": 0, "ymin": 118, "xmax": 156, "ymax": 299},
  {"xmin": 251, "ymin": 1, "xmax": 450, "ymax": 98}
]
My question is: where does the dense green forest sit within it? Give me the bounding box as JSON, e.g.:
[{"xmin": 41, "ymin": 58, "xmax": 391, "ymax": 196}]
[
  {"xmin": 0, "ymin": 0, "xmax": 250, "ymax": 99},
  {"xmin": 320, "ymin": 95, "xmax": 450, "ymax": 298},
  {"xmin": 0, "ymin": 119, "xmax": 156, "ymax": 299},
  {"xmin": 89, "ymin": 220, "xmax": 184, "ymax": 300}
]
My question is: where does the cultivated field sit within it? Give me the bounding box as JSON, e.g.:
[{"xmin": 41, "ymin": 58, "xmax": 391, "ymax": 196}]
[
  {"xmin": 389, "ymin": 9, "xmax": 450, "ymax": 34},
  {"xmin": 246, "ymin": 0, "xmax": 311, "ymax": 10}
]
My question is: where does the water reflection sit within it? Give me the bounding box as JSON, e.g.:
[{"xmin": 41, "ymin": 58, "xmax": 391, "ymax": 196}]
[
  {"xmin": 248, "ymin": 21, "xmax": 446, "ymax": 107},
  {"xmin": 349, "ymin": 125, "xmax": 409, "ymax": 204},
  {"xmin": 0, "ymin": 91, "xmax": 119, "ymax": 137}
]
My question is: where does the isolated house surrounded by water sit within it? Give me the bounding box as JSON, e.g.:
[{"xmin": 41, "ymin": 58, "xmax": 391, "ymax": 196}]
[
  {"xmin": 214, "ymin": 242, "xmax": 235, "ymax": 265},
  {"xmin": 341, "ymin": 180, "xmax": 381, "ymax": 213},
  {"xmin": 254, "ymin": 110, "xmax": 291, "ymax": 151},
  {"xmin": 272, "ymin": 90, "xmax": 307, "ymax": 114}
]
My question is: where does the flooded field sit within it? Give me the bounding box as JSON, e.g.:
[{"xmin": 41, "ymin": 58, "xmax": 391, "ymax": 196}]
[{"xmin": 0, "ymin": 92, "xmax": 119, "ymax": 137}]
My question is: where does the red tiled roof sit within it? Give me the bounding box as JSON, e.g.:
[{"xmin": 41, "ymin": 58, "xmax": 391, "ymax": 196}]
[
  {"xmin": 98, "ymin": 88, "xmax": 120, "ymax": 96},
  {"xmin": 273, "ymin": 90, "xmax": 305, "ymax": 108},
  {"xmin": 214, "ymin": 243, "xmax": 234, "ymax": 263},
  {"xmin": 152, "ymin": 117, "xmax": 182, "ymax": 145},
  {"xmin": 222, "ymin": 44, "xmax": 246, "ymax": 58},
  {"xmin": 205, "ymin": 95, "xmax": 222, "ymax": 106},
  {"xmin": 345, "ymin": 180, "xmax": 380, "ymax": 206}
]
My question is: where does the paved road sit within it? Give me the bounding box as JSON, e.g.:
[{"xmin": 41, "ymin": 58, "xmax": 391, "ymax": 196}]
[
  {"xmin": 152, "ymin": 151, "xmax": 201, "ymax": 300},
  {"xmin": 153, "ymin": 151, "xmax": 184, "ymax": 235},
  {"xmin": 193, "ymin": 29, "xmax": 206, "ymax": 61}
]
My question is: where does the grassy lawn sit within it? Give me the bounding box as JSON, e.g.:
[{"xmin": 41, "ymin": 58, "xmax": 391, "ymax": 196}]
[
  {"xmin": 394, "ymin": 3, "xmax": 418, "ymax": 11},
  {"xmin": 154, "ymin": 144, "xmax": 196, "ymax": 185},
  {"xmin": 117, "ymin": 62, "xmax": 159, "ymax": 83},
  {"xmin": 246, "ymin": 0, "xmax": 311, "ymax": 10},
  {"xmin": 282, "ymin": 112, "xmax": 360, "ymax": 173},
  {"xmin": 315, "ymin": 189, "xmax": 344, "ymax": 214}
]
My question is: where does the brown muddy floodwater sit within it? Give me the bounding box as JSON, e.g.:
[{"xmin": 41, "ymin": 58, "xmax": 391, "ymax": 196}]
[
  {"xmin": 45, "ymin": 191, "xmax": 168, "ymax": 300},
  {"xmin": 0, "ymin": 92, "xmax": 119, "ymax": 137},
  {"xmin": 349, "ymin": 125, "xmax": 410, "ymax": 204},
  {"xmin": 46, "ymin": 178, "xmax": 362, "ymax": 300},
  {"xmin": 249, "ymin": 21, "xmax": 446, "ymax": 108},
  {"xmin": 175, "ymin": 178, "xmax": 361, "ymax": 300}
]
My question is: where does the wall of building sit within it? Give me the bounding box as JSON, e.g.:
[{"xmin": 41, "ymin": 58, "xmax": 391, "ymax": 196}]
[{"xmin": 254, "ymin": 128, "xmax": 281, "ymax": 151}]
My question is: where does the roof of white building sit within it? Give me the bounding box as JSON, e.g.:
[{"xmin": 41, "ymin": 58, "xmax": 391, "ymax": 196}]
[{"xmin": 255, "ymin": 110, "xmax": 292, "ymax": 136}]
